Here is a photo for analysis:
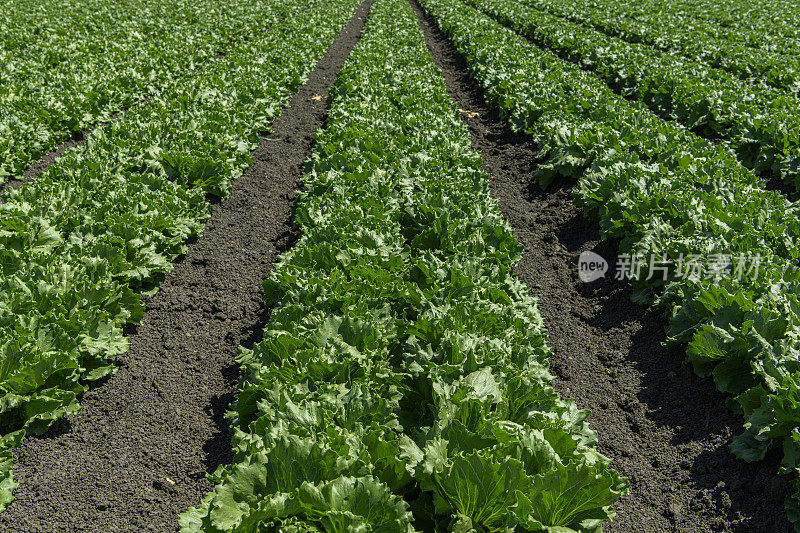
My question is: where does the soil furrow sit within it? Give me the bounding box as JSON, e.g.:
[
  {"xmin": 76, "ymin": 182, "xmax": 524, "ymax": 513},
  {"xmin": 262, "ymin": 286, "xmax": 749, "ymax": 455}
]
[
  {"xmin": 0, "ymin": 2, "xmax": 371, "ymax": 531},
  {"xmin": 409, "ymin": 1, "xmax": 792, "ymax": 531}
]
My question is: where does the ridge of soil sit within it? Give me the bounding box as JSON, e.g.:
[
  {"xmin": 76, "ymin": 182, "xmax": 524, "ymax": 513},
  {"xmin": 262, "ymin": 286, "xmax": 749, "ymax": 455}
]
[
  {"xmin": 409, "ymin": 1, "xmax": 792, "ymax": 531},
  {"xmin": 0, "ymin": 2, "xmax": 371, "ymax": 531}
]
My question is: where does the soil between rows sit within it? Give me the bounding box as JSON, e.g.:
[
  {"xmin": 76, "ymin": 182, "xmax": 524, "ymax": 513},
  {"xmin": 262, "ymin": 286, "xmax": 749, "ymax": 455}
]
[
  {"xmin": 0, "ymin": 2, "xmax": 371, "ymax": 531},
  {"xmin": 409, "ymin": 1, "xmax": 792, "ymax": 531}
]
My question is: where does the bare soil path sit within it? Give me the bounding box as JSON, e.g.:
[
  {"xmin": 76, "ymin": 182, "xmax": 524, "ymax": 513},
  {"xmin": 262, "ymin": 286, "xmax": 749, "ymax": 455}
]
[
  {"xmin": 0, "ymin": 2, "xmax": 371, "ymax": 531},
  {"xmin": 410, "ymin": 1, "xmax": 792, "ymax": 531}
]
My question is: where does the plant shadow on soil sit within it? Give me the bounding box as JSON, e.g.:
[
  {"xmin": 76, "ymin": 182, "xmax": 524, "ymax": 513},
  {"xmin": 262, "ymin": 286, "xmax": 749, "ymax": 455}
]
[
  {"xmin": 192, "ymin": 227, "xmax": 298, "ymax": 477},
  {"xmin": 408, "ymin": 0, "xmax": 792, "ymax": 531}
]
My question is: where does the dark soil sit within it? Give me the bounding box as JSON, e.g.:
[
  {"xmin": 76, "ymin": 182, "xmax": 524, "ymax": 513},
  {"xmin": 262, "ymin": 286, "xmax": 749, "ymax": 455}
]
[
  {"xmin": 409, "ymin": 1, "xmax": 792, "ymax": 531},
  {"xmin": 0, "ymin": 3, "xmax": 371, "ymax": 532}
]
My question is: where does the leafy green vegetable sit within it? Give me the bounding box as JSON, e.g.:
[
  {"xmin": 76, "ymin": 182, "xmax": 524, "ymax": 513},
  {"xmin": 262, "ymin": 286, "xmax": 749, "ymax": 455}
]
[
  {"xmin": 531, "ymin": 0, "xmax": 800, "ymax": 93},
  {"xmin": 0, "ymin": 0, "xmax": 362, "ymax": 511},
  {"xmin": 470, "ymin": 0, "xmax": 800, "ymax": 187},
  {"xmin": 519, "ymin": 0, "xmax": 800, "ymax": 71},
  {"xmin": 419, "ymin": 0, "xmax": 800, "ymax": 526},
  {"xmin": 0, "ymin": 0, "xmax": 306, "ymax": 186},
  {"xmin": 183, "ymin": 0, "xmax": 627, "ymax": 530}
]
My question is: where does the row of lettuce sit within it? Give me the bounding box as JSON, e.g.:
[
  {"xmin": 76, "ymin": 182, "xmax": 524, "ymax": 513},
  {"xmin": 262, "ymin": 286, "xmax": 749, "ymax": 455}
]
[
  {"xmin": 0, "ymin": 0, "xmax": 304, "ymax": 186},
  {"xmin": 595, "ymin": 0, "xmax": 800, "ymax": 54},
  {"xmin": 180, "ymin": 0, "xmax": 627, "ymax": 530},
  {"xmin": 421, "ymin": 0, "xmax": 800, "ymax": 527},
  {"xmin": 664, "ymin": 0, "xmax": 800, "ymax": 50},
  {"xmin": 464, "ymin": 0, "xmax": 800, "ymax": 189},
  {"xmin": 0, "ymin": 0, "xmax": 361, "ymax": 512},
  {"xmin": 521, "ymin": 0, "xmax": 800, "ymax": 92}
]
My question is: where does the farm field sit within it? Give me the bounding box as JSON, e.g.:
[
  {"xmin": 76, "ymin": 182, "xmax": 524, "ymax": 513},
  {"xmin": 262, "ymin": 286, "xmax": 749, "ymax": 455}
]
[{"xmin": 0, "ymin": 0, "xmax": 798, "ymax": 531}]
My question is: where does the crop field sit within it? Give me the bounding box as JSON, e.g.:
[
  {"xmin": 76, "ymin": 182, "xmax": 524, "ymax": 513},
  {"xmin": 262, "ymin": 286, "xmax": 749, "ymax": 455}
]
[{"xmin": 1, "ymin": 0, "xmax": 799, "ymax": 530}]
